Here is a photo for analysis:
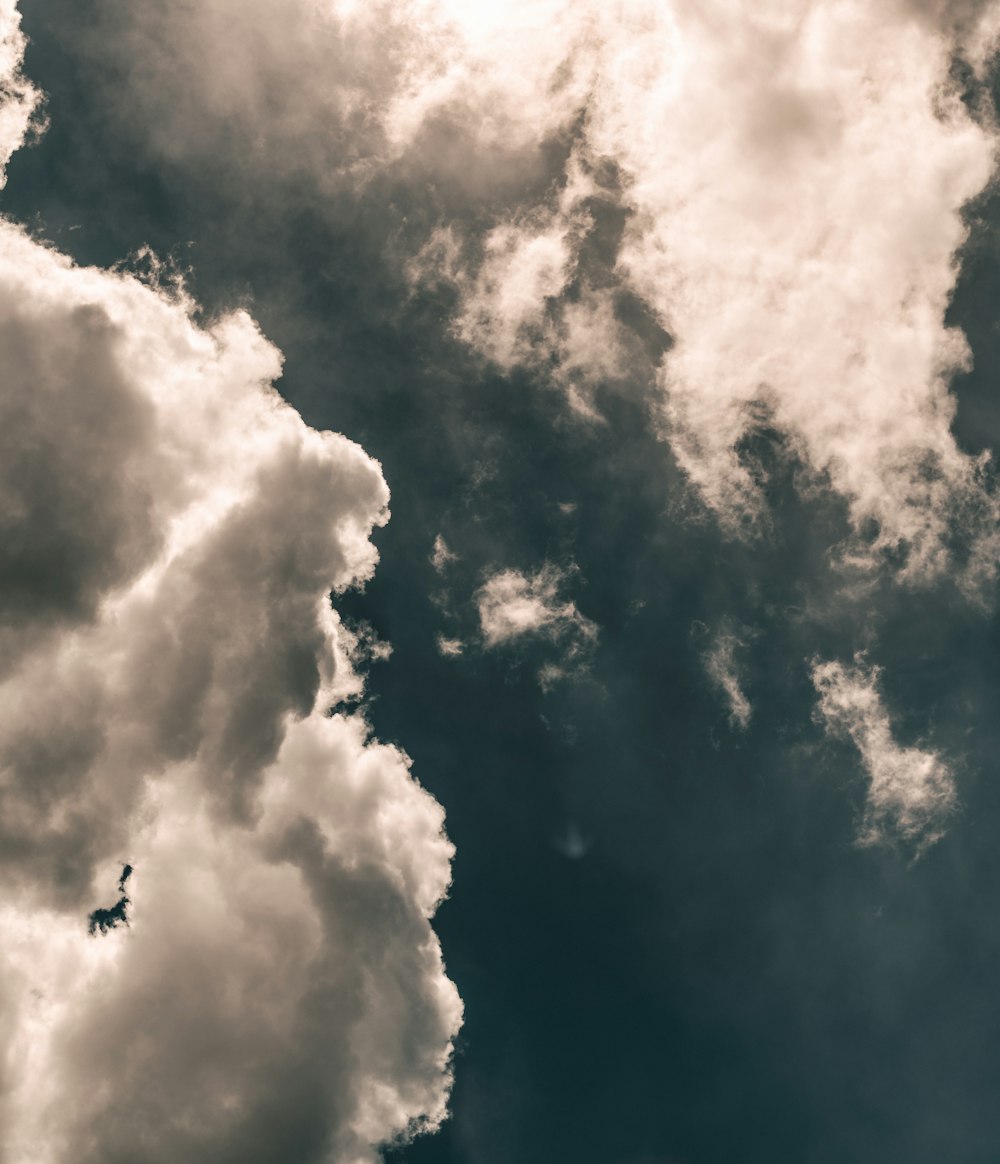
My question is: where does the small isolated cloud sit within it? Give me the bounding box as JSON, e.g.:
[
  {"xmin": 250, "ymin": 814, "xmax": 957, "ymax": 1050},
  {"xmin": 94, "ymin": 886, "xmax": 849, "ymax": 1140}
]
[
  {"xmin": 703, "ymin": 625, "xmax": 752, "ymax": 730},
  {"xmin": 436, "ymin": 634, "xmax": 464, "ymax": 657},
  {"xmin": 431, "ymin": 533, "xmax": 457, "ymax": 573},
  {"xmin": 475, "ymin": 563, "xmax": 597, "ymax": 688},
  {"xmin": 0, "ymin": 10, "xmax": 461, "ymax": 1160},
  {"xmin": 476, "ymin": 564, "xmax": 596, "ymax": 647},
  {"xmin": 811, "ymin": 657, "xmax": 957, "ymax": 853}
]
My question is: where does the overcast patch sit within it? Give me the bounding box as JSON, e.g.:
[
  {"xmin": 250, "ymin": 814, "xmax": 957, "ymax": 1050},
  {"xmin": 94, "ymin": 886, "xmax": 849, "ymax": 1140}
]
[{"xmin": 812, "ymin": 657, "xmax": 957, "ymax": 853}]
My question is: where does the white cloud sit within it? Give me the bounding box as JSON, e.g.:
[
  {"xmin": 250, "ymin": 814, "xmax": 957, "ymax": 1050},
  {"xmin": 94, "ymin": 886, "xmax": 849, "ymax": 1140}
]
[
  {"xmin": 430, "ymin": 533, "xmax": 457, "ymax": 573},
  {"xmin": 812, "ymin": 657, "xmax": 957, "ymax": 852},
  {"xmin": 704, "ymin": 625, "xmax": 752, "ymax": 730},
  {"xmin": 0, "ymin": 0, "xmax": 41, "ymax": 187},
  {"xmin": 75, "ymin": 0, "xmax": 1000, "ymax": 587},
  {"xmin": 383, "ymin": 0, "xmax": 1000, "ymax": 586},
  {"xmin": 0, "ymin": 9, "xmax": 460, "ymax": 1158},
  {"xmin": 477, "ymin": 564, "xmax": 596, "ymax": 648},
  {"xmin": 392, "ymin": 1, "xmax": 1000, "ymax": 589},
  {"xmin": 475, "ymin": 564, "xmax": 597, "ymax": 688}
]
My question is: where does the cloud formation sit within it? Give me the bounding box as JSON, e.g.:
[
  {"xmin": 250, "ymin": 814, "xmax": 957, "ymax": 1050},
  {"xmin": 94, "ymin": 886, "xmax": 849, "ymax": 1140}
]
[
  {"xmin": 0, "ymin": 0, "xmax": 41, "ymax": 185},
  {"xmin": 65, "ymin": 0, "xmax": 1000, "ymax": 587},
  {"xmin": 475, "ymin": 563, "xmax": 597, "ymax": 688},
  {"xmin": 433, "ymin": 0, "xmax": 1000, "ymax": 587},
  {"xmin": 812, "ymin": 657, "xmax": 957, "ymax": 851},
  {"xmin": 0, "ymin": 7, "xmax": 460, "ymax": 1160}
]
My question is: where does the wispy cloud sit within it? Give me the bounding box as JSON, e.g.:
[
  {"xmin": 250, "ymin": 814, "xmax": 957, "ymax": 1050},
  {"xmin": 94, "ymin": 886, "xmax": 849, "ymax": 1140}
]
[
  {"xmin": 475, "ymin": 563, "xmax": 598, "ymax": 688},
  {"xmin": 812, "ymin": 656, "xmax": 957, "ymax": 853},
  {"xmin": 703, "ymin": 624, "xmax": 753, "ymax": 730}
]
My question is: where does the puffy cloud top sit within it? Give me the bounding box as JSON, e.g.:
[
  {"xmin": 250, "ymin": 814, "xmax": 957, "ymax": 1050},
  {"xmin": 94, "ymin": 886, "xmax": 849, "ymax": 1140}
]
[{"xmin": 0, "ymin": 7, "xmax": 461, "ymax": 1160}]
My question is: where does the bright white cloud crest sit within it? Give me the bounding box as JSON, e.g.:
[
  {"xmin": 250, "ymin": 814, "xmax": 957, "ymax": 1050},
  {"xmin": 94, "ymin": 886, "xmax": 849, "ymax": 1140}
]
[
  {"xmin": 0, "ymin": 8, "xmax": 460, "ymax": 1161},
  {"xmin": 476, "ymin": 564, "xmax": 597, "ymax": 688}
]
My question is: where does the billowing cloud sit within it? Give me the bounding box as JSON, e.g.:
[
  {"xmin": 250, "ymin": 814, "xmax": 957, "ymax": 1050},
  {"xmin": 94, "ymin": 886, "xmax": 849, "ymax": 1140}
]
[
  {"xmin": 812, "ymin": 657, "xmax": 957, "ymax": 851},
  {"xmin": 77, "ymin": 0, "xmax": 1000, "ymax": 590},
  {"xmin": 0, "ymin": 9, "xmax": 460, "ymax": 1160}
]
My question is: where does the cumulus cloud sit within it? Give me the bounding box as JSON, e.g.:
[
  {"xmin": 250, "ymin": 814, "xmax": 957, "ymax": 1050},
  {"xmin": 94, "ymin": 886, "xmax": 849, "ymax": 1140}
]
[
  {"xmin": 429, "ymin": 0, "xmax": 1000, "ymax": 588},
  {"xmin": 65, "ymin": 0, "xmax": 1000, "ymax": 587},
  {"xmin": 812, "ymin": 657, "xmax": 957, "ymax": 852},
  {"xmin": 0, "ymin": 0, "xmax": 41, "ymax": 186},
  {"xmin": 0, "ymin": 10, "xmax": 460, "ymax": 1160}
]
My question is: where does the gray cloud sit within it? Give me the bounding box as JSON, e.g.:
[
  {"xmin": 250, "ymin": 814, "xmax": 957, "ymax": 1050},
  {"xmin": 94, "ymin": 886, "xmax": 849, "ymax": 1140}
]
[{"xmin": 0, "ymin": 9, "xmax": 460, "ymax": 1159}]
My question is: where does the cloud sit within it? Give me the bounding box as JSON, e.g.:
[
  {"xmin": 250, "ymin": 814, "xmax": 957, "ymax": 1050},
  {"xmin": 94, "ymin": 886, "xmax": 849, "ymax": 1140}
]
[
  {"xmin": 552, "ymin": 821, "xmax": 591, "ymax": 860},
  {"xmin": 703, "ymin": 625, "xmax": 753, "ymax": 730},
  {"xmin": 0, "ymin": 0, "xmax": 42, "ymax": 186},
  {"xmin": 436, "ymin": 634, "xmax": 464, "ymax": 658},
  {"xmin": 433, "ymin": 0, "xmax": 1000, "ymax": 588},
  {"xmin": 477, "ymin": 564, "xmax": 595, "ymax": 647},
  {"xmin": 201, "ymin": 0, "xmax": 1000, "ymax": 590},
  {"xmin": 811, "ymin": 657, "xmax": 957, "ymax": 852},
  {"xmin": 63, "ymin": 0, "xmax": 1000, "ymax": 588},
  {"xmin": 431, "ymin": 534, "xmax": 457, "ymax": 573},
  {"xmin": 0, "ymin": 10, "xmax": 460, "ymax": 1160},
  {"xmin": 475, "ymin": 563, "xmax": 597, "ymax": 688}
]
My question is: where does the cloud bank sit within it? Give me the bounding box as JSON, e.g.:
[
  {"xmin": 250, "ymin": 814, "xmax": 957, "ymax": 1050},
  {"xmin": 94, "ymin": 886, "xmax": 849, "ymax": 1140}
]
[
  {"xmin": 79, "ymin": 0, "xmax": 1000, "ymax": 589},
  {"xmin": 0, "ymin": 7, "xmax": 460, "ymax": 1161},
  {"xmin": 812, "ymin": 657, "xmax": 957, "ymax": 851}
]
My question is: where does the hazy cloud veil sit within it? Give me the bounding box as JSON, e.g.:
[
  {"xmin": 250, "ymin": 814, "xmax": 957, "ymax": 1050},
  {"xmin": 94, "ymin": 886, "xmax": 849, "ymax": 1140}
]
[{"xmin": 0, "ymin": 7, "xmax": 460, "ymax": 1163}]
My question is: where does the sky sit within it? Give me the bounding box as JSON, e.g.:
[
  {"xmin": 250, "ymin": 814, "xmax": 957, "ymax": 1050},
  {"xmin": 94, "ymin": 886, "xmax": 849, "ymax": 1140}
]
[{"xmin": 2, "ymin": 1, "xmax": 1000, "ymax": 1162}]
